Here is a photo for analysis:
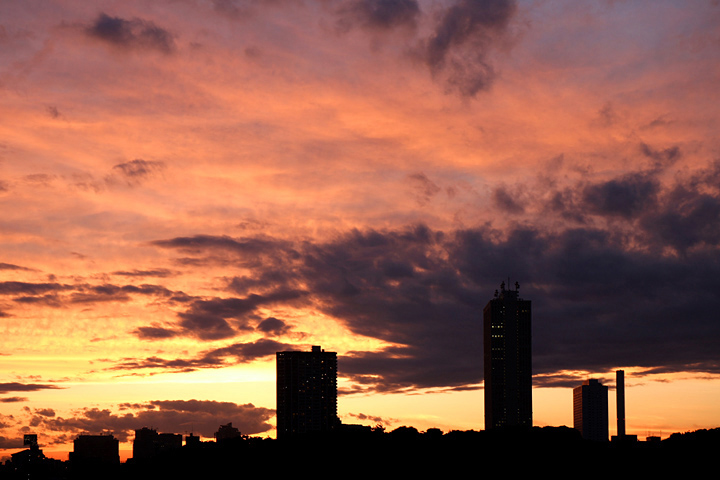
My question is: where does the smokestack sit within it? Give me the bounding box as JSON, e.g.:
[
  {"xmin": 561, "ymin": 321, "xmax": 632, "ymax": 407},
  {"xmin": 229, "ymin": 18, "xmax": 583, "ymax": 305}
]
[{"xmin": 616, "ymin": 370, "xmax": 625, "ymax": 437}]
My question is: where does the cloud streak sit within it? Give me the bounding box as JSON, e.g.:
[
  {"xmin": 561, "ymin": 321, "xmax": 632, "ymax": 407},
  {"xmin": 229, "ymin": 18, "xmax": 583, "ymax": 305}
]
[
  {"xmin": 36, "ymin": 399, "xmax": 273, "ymax": 442},
  {"xmin": 109, "ymin": 338, "xmax": 295, "ymax": 374},
  {"xmin": 0, "ymin": 383, "xmax": 63, "ymax": 393}
]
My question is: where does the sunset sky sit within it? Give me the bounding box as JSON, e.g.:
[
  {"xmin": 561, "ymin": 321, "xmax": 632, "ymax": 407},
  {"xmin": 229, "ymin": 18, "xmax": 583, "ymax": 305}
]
[{"xmin": 1, "ymin": 0, "xmax": 719, "ymax": 460}]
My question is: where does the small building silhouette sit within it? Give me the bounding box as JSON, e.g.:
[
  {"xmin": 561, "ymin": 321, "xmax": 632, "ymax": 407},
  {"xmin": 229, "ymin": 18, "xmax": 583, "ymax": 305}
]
[
  {"xmin": 215, "ymin": 423, "xmax": 242, "ymax": 443},
  {"xmin": 70, "ymin": 434, "xmax": 120, "ymax": 466},
  {"xmin": 185, "ymin": 432, "xmax": 202, "ymax": 447},
  {"xmin": 133, "ymin": 427, "xmax": 182, "ymax": 460}
]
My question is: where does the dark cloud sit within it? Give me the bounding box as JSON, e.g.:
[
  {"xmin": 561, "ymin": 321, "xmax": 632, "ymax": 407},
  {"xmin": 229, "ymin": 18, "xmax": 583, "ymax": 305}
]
[
  {"xmin": 342, "ymin": 345, "xmax": 479, "ymax": 393},
  {"xmin": 640, "ymin": 187, "xmax": 720, "ymax": 252},
  {"xmin": 109, "ymin": 339, "xmax": 294, "ymax": 374},
  {"xmin": 46, "ymin": 105, "xmax": 61, "ymax": 119},
  {"xmin": 211, "ymin": 0, "xmax": 295, "ymax": 20},
  {"xmin": 228, "ymin": 270, "xmax": 297, "ymax": 295},
  {"xmin": 0, "ymin": 383, "xmax": 63, "ymax": 393},
  {"xmin": 539, "ymin": 159, "xmax": 720, "ymax": 253},
  {"xmin": 112, "ymin": 268, "xmax": 175, "ymax": 278},
  {"xmin": 2, "ymin": 276, "xmax": 295, "ymax": 343},
  {"xmin": 86, "ymin": 13, "xmax": 175, "ymax": 53},
  {"xmin": 0, "ymin": 281, "xmax": 69, "ymax": 296},
  {"xmin": 0, "ymin": 414, "xmax": 17, "ymax": 429},
  {"xmin": 0, "ymin": 281, "xmax": 187, "ymax": 317},
  {"xmin": 212, "ymin": 0, "xmax": 248, "ymax": 18},
  {"xmin": 203, "ymin": 338, "xmax": 294, "ymax": 363},
  {"xmin": 97, "ymin": 284, "xmax": 176, "ymax": 298},
  {"xmin": 337, "ymin": 0, "xmax": 420, "ymax": 31},
  {"xmin": 73, "ymin": 285, "xmax": 141, "ymax": 303},
  {"xmin": 189, "ymin": 291, "xmax": 304, "ymax": 320},
  {"xmin": 0, "ymin": 397, "xmax": 28, "ymax": 403},
  {"xmin": 145, "ymin": 191, "xmax": 720, "ymax": 393},
  {"xmin": 110, "ymin": 356, "xmax": 199, "ymax": 374},
  {"xmin": 597, "ymin": 102, "xmax": 618, "ymax": 126},
  {"xmin": 532, "ymin": 373, "xmax": 605, "ymax": 389},
  {"xmin": 163, "ymin": 289, "xmax": 305, "ymax": 340},
  {"xmin": 24, "ymin": 174, "xmax": 57, "ymax": 186},
  {"xmin": 492, "ymin": 186, "xmax": 524, "ymax": 214},
  {"xmin": 35, "ymin": 408, "xmax": 55, "ymax": 417},
  {"xmin": 0, "ymin": 437, "xmax": 24, "ymax": 448},
  {"xmin": 643, "ymin": 115, "xmax": 675, "ymax": 130},
  {"xmin": 134, "ymin": 326, "xmax": 178, "ymax": 340},
  {"xmin": 581, "ymin": 173, "xmax": 659, "ymax": 219},
  {"xmin": 450, "ymin": 226, "xmax": 720, "ymax": 378},
  {"xmin": 296, "ymin": 225, "xmax": 483, "ymax": 392},
  {"xmin": 13, "ymin": 294, "xmax": 64, "ymax": 307},
  {"xmin": 110, "ymin": 159, "xmax": 165, "ymax": 186},
  {"xmin": 567, "ymin": 159, "xmax": 720, "ymax": 253},
  {"xmin": 177, "ymin": 311, "xmax": 237, "ymax": 341},
  {"xmin": 141, "ymin": 227, "xmax": 494, "ymax": 390},
  {"xmin": 408, "ymin": 172, "xmax": 441, "ymax": 206},
  {"xmin": 152, "ymin": 234, "xmax": 294, "ymax": 260},
  {"xmin": 69, "ymin": 286, "xmax": 132, "ymax": 304},
  {"xmin": 640, "ymin": 142, "xmax": 681, "ymax": 170},
  {"xmin": 345, "ymin": 412, "xmax": 393, "ymax": 425},
  {"xmin": 0, "ymin": 263, "xmax": 32, "ymax": 271},
  {"xmin": 38, "ymin": 400, "xmax": 273, "ymax": 441},
  {"xmin": 545, "ymin": 188, "xmax": 585, "ymax": 223},
  {"xmin": 256, "ymin": 317, "xmax": 290, "ymax": 336},
  {"xmin": 211, "ymin": 0, "xmax": 258, "ymax": 19},
  {"xmin": 423, "ymin": 0, "xmax": 517, "ymax": 96},
  {"xmin": 691, "ymin": 160, "xmax": 720, "ymax": 191}
]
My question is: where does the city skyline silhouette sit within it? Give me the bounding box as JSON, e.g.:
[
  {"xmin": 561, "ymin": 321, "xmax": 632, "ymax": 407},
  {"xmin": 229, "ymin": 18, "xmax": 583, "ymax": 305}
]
[
  {"xmin": 3, "ymin": 333, "xmax": 719, "ymax": 478},
  {"xmin": 2, "ymin": 0, "xmax": 720, "ymax": 464}
]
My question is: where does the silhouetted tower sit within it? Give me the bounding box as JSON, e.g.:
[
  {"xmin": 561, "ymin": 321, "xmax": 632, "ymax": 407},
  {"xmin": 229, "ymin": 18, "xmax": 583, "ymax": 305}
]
[
  {"xmin": 276, "ymin": 345, "xmax": 339, "ymax": 439},
  {"xmin": 483, "ymin": 281, "xmax": 532, "ymax": 429},
  {"xmin": 617, "ymin": 370, "xmax": 626, "ymax": 437},
  {"xmin": 23, "ymin": 434, "xmax": 38, "ymax": 448},
  {"xmin": 573, "ymin": 379, "xmax": 609, "ymax": 441}
]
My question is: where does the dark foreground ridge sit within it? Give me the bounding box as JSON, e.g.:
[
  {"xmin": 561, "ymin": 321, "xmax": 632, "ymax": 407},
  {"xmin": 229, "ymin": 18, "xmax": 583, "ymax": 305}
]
[{"xmin": 3, "ymin": 425, "xmax": 719, "ymax": 479}]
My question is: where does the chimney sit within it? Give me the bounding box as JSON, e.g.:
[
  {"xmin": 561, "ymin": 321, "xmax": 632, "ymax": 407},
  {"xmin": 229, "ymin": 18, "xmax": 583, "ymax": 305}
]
[{"xmin": 616, "ymin": 370, "xmax": 625, "ymax": 437}]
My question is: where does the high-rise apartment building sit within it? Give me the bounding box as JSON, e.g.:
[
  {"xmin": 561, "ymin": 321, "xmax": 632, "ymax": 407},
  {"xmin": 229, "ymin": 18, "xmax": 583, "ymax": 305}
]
[
  {"xmin": 573, "ymin": 379, "xmax": 609, "ymax": 442},
  {"xmin": 276, "ymin": 345, "xmax": 338, "ymax": 439},
  {"xmin": 483, "ymin": 281, "xmax": 532, "ymax": 429}
]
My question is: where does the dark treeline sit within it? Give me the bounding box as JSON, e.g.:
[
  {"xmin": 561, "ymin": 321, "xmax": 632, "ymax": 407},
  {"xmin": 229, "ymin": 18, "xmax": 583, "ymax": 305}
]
[{"xmin": 3, "ymin": 425, "xmax": 719, "ymax": 479}]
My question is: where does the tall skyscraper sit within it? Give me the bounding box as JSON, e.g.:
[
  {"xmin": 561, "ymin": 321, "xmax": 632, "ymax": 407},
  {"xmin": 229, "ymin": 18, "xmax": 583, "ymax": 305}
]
[
  {"xmin": 483, "ymin": 281, "xmax": 532, "ymax": 429},
  {"xmin": 276, "ymin": 345, "xmax": 339, "ymax": 439},
  {"xmin": 573, "ymin": 379, "xmax": 609, "ymax": 441}
]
